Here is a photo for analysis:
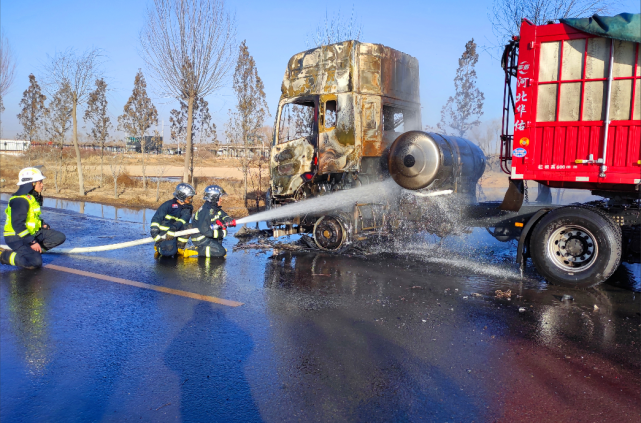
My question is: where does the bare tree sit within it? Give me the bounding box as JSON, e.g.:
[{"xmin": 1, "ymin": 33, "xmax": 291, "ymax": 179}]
[
  {"xmin": 0, "ymin": 32, "xmax": 16, "ymax": 116},
  {"xmin": 45, "ymin": 83, "xmax": 73, "ymax": 192},
  {"xmin": 423, "ymin": 124, "xmax": 439, "ymax": 133},
  {"xmin": 140, "ymin": 0, "xmax": 236, "ymax": 184},
  {"xmin": 169, "ymin": 106, "xmax": 186, "ymax": 152},
  {"xmin": 226, "ymin": 40, "xmax": 269, "ymax": 207},
  {"xmin": 118, "ymin": 70, "xmax": 158, "ymax": 190},
  {"xmin": 84, "ymin": 78, "xmax": 111, "ymax": 187},
  {"xmin": 17, "ymin": 74, "xmax": 48, "ymax": 142},
  {"xmin": 43, "ymin": 48, "xmax": 104, "ymax": 196},
  {"xmin": 469, "ymin": 118, "xmax": 501, "ymax": 159},
  {"xmin": 490, "ymin": 0, "xmax": 612, "ymax": 43},
  {"xmin": 307, "ymin": 6, "xmax": 363, "ymax": 47},
  {"xmin": 169, "ymin": 94, "xmax": 215, "ymax": 150},
  {"xmin": 438, "ymin": 39, "xmax": 485, "ymax": 138}
]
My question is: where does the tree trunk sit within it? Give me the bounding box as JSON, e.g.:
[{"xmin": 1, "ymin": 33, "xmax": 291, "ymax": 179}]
[
  {"xmin": 57, "ymin": 147, "xmax": 63, "ymax": 193},
  {"xmin": 183, "ymin": 95, "xmax": 195, "ymax": 184},
  {"xmin": 100, "ymin": 143, "xmax": 104, "ymax": 187},
  {"xmin": 257, "ymin": 160, "xmax": 263, "ymax": 210},
  {"xmin": 156, "ymin": 177, "xmax": 161, "ymax": 202},
  {"xmin": 114, "ymin": 172, "xmax": 118, "ymax": 199},
  {"xmin": 243, "ymin": 132, "xmax": 248, "ymax": 207},
  {"xmin": 141, "ymin": 136, "xmax": 147, "ymax": 190},
  {"xmin": 71, "ymin": 100, "xmax": 85, "ymax": 195}
]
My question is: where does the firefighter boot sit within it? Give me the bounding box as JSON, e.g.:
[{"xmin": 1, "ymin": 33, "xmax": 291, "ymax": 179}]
[
  {"xmin": 181, "ymin": 248, "xmax": 199, "ymax": 258},
  {"xmin": 0, "ymin": 248, "xmax": 13, "ymax": 265}
]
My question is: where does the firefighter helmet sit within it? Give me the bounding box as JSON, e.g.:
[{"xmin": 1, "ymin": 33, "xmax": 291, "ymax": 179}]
[
  {"xmin": 173, "ymin": 183, "xmax": 196, "ymax": 201},
  {"xmin": 203, "ymin": 185, "xmax": 226, "ymax": 203},
  {"xmin": 17, "ymin": 167, "xmax": 46, "ymax": 185}
]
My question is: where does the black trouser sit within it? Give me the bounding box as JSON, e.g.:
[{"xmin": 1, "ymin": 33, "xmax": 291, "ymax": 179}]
[
  {"xmin": 193, "ymin": 238, "xmax": 226, "ymax": 258},
  {"xmin": 155, "ymin": 238, "xmax": 178, "ymax": 256},
  {"xmin": 152, "ymin": 225, "xmax": 190, "ymax": 257},
  {"xmin": 1, "ymin": 229, "xmax": 66, "ymax": 269}
]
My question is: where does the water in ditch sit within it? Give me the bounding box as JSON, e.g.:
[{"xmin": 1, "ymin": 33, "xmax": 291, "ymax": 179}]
[{"xmin": 1, "ymin": 193, "xmax": 156, "ymax": 229}]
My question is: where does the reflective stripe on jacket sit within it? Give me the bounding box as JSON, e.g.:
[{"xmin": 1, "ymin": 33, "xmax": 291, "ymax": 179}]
[
  {"xmin": 192, "ymin": 202, "xmax": 232, "ymax": 244},
  {"xmin": 150, "ymin": 198, "xmax": 193, "ymax": 240}
]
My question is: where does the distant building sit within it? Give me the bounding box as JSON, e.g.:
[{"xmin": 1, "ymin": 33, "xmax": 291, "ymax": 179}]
[
  {"xmin": 125, "ymin": 136, "xmax": 163, "ymax": 153},
  {"xmin": 0, "ymin": 140, "xmax": 30, "ymax": 152}
]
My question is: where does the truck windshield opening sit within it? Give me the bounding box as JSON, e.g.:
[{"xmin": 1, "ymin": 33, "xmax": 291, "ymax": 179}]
[{"xmin": 278, "ymin": 101, "xmax": 315, "ymax": 144}]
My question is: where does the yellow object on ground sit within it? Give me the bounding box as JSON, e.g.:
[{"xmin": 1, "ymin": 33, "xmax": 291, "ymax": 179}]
[{"xmin": 178, "ymin": 248, "xmax": 199, "ymax": 258}]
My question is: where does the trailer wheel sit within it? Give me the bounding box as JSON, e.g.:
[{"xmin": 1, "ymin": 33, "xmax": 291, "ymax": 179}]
[
  {"xmin": 529, "ymin": 207, "xmax": 622, "ymax": 288},
  {"xmin": 313, "ymin": 216, "xmax": 347, "ymax": 251}
]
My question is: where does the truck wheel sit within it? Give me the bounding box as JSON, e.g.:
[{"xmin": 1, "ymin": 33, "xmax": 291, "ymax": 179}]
[
  {"xmin": 313, "ymin": 216, "xmax": 347, "ymax": 251},
  {"xmin": 529, "ymin": 207, "xmax": 622, "ymax": 288}
]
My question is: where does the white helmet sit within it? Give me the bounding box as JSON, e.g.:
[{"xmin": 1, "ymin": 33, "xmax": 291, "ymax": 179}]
[{"xmin": 17, "ymin": 167, "xmax": 46, "ymax": 185}]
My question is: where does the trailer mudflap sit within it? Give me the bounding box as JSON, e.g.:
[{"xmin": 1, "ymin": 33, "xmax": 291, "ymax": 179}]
[
  {"xmin": 516, "ymin": 208, "xmax": 552, "ymax": 271},
  {"xmin": 499, "ymin": 178, "xmax": 524, "ymax": 212}
]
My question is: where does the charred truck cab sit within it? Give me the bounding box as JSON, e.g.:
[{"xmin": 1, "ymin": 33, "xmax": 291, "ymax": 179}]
[
  {"xmin": 269, "ymin": 41, "xmax": 486, "ymax": 249},
  {"xmin": 271, "ymin": 41, "xmax": 423, "ymax": 200}
]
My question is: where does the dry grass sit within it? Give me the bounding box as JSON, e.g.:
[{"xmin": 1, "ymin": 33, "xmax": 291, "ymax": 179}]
[{"xmin": 0, "ymin": 148, "xmax": 269, "ymax": 218}]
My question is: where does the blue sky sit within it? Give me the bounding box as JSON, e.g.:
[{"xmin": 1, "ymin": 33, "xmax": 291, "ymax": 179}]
[{"xmin": 1, "ymin": 0, "xmax": 639, "ymax": 141}]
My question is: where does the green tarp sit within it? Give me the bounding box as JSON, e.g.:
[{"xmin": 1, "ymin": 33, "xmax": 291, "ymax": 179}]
[{"xmin": 560, "ymin": 13, "xmax": 640, "ymax": 43}]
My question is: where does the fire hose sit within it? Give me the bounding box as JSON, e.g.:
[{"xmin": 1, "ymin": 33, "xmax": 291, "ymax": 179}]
[{"xmin": 0, "ymin": 228, "xmax": 200, "ymax": 254}]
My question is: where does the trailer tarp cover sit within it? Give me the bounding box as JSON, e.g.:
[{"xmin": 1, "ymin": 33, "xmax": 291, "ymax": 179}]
[{"xmin": 560, "ymin": 13, "xmax": 640, "ymax": 43}]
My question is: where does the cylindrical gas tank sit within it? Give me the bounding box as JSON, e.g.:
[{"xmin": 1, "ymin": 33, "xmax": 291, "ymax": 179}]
[{"xmin": 388, "ymin": 131, "xmax": 486, "ymax": 194}]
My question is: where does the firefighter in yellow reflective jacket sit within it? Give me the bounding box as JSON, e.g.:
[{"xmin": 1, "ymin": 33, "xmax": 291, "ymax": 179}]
[
  {"xmin": 150, "ymin": 183, "xmax": 195, "ymax": 257},
  {"xmin": 189, "ymin": 185, "xmax": 236, "ymax": 258},
  {"xmin": 1, "ymin": 167, "xmax": 66, "ymax": 269}
]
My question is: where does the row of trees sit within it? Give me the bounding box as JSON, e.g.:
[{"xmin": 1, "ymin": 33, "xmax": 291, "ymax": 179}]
[
  {"xmin": 12, "ymin": 43, "xmax": 268, "ymax": 206},
  {"xmin": 15, "ymin": 68, "xmax": 162, "ymax": 191},
  {"xmin": 2, "ymin": 0, "xmax": 237, "ymax": 198}
]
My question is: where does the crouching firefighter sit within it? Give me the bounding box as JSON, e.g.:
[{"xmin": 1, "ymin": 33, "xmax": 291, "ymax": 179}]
[
  {"xmin": 151, "ymin": 183, "xmax": 195, "ymax": 257},
  {"xmin": 189, "ymin": 185, "xmax": 236, "ymax": 258},
  {"xmin": 1, "ymin": 167, "xmax": 66, "ymax": 269}
]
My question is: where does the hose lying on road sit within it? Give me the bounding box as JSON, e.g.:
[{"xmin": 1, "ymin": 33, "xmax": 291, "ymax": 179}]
[{"xmin": 0, "ymin": 228, "xmax": 200, "ymax": 254}]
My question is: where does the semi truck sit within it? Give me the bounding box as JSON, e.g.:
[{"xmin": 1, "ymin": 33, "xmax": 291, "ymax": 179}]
[{"xmin": 268, "ymin": 13, "xmax": 640, "ymax": 288}]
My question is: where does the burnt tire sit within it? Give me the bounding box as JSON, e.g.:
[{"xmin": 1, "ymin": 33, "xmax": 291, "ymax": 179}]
[
  {"xmin": 313, "ymin": 215, "xmax": 347, "ymax": 251},
  {"xmin": 529, "ymin": 206, "xmax": 622, "ymax": 288}
]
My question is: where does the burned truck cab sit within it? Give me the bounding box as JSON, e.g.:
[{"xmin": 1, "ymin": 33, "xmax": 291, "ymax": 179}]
[
  {"xmin": 270, "ymin": 42, "xmax": 423, "ymax": 240},
  {"xmin": 270, "ymin": 41, "xmax": 486, "ymax": 249},
  {"xmin": 271, "ymin": 40, "xmax": 423, "ymax": 198}
]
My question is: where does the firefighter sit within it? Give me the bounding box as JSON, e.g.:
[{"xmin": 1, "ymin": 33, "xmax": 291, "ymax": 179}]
[
  {"xmin": 151, "ymin": 183, "xmax": 195, "ymax": 257},
  {"xmin": 188, "ymin": 185, "xmax": 236, "ymax": 258},
  {"xmin": 0, "ymin": 167, "xmax": 66, "ymax": 269}
]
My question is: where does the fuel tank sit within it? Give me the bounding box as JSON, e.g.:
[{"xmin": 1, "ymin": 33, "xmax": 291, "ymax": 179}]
[{"xmin": 388, "ymin": 131, "xmax": 486, "ymax": 195}]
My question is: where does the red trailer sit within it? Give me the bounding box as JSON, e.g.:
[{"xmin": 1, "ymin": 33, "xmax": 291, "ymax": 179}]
[{"xmin": 493, "ymin": 14, "xmax": 640, "ymax": 287}]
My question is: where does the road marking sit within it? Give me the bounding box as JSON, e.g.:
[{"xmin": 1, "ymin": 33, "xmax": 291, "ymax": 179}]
[{"xmin": 43, "ymin": 264, "xmax": 243, "ymax": 307}]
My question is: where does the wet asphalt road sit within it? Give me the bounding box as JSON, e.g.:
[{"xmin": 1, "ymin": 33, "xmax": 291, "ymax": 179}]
[{"xmin": 1, "ymin": 202, "xmax": 640, "ymax": 422}]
